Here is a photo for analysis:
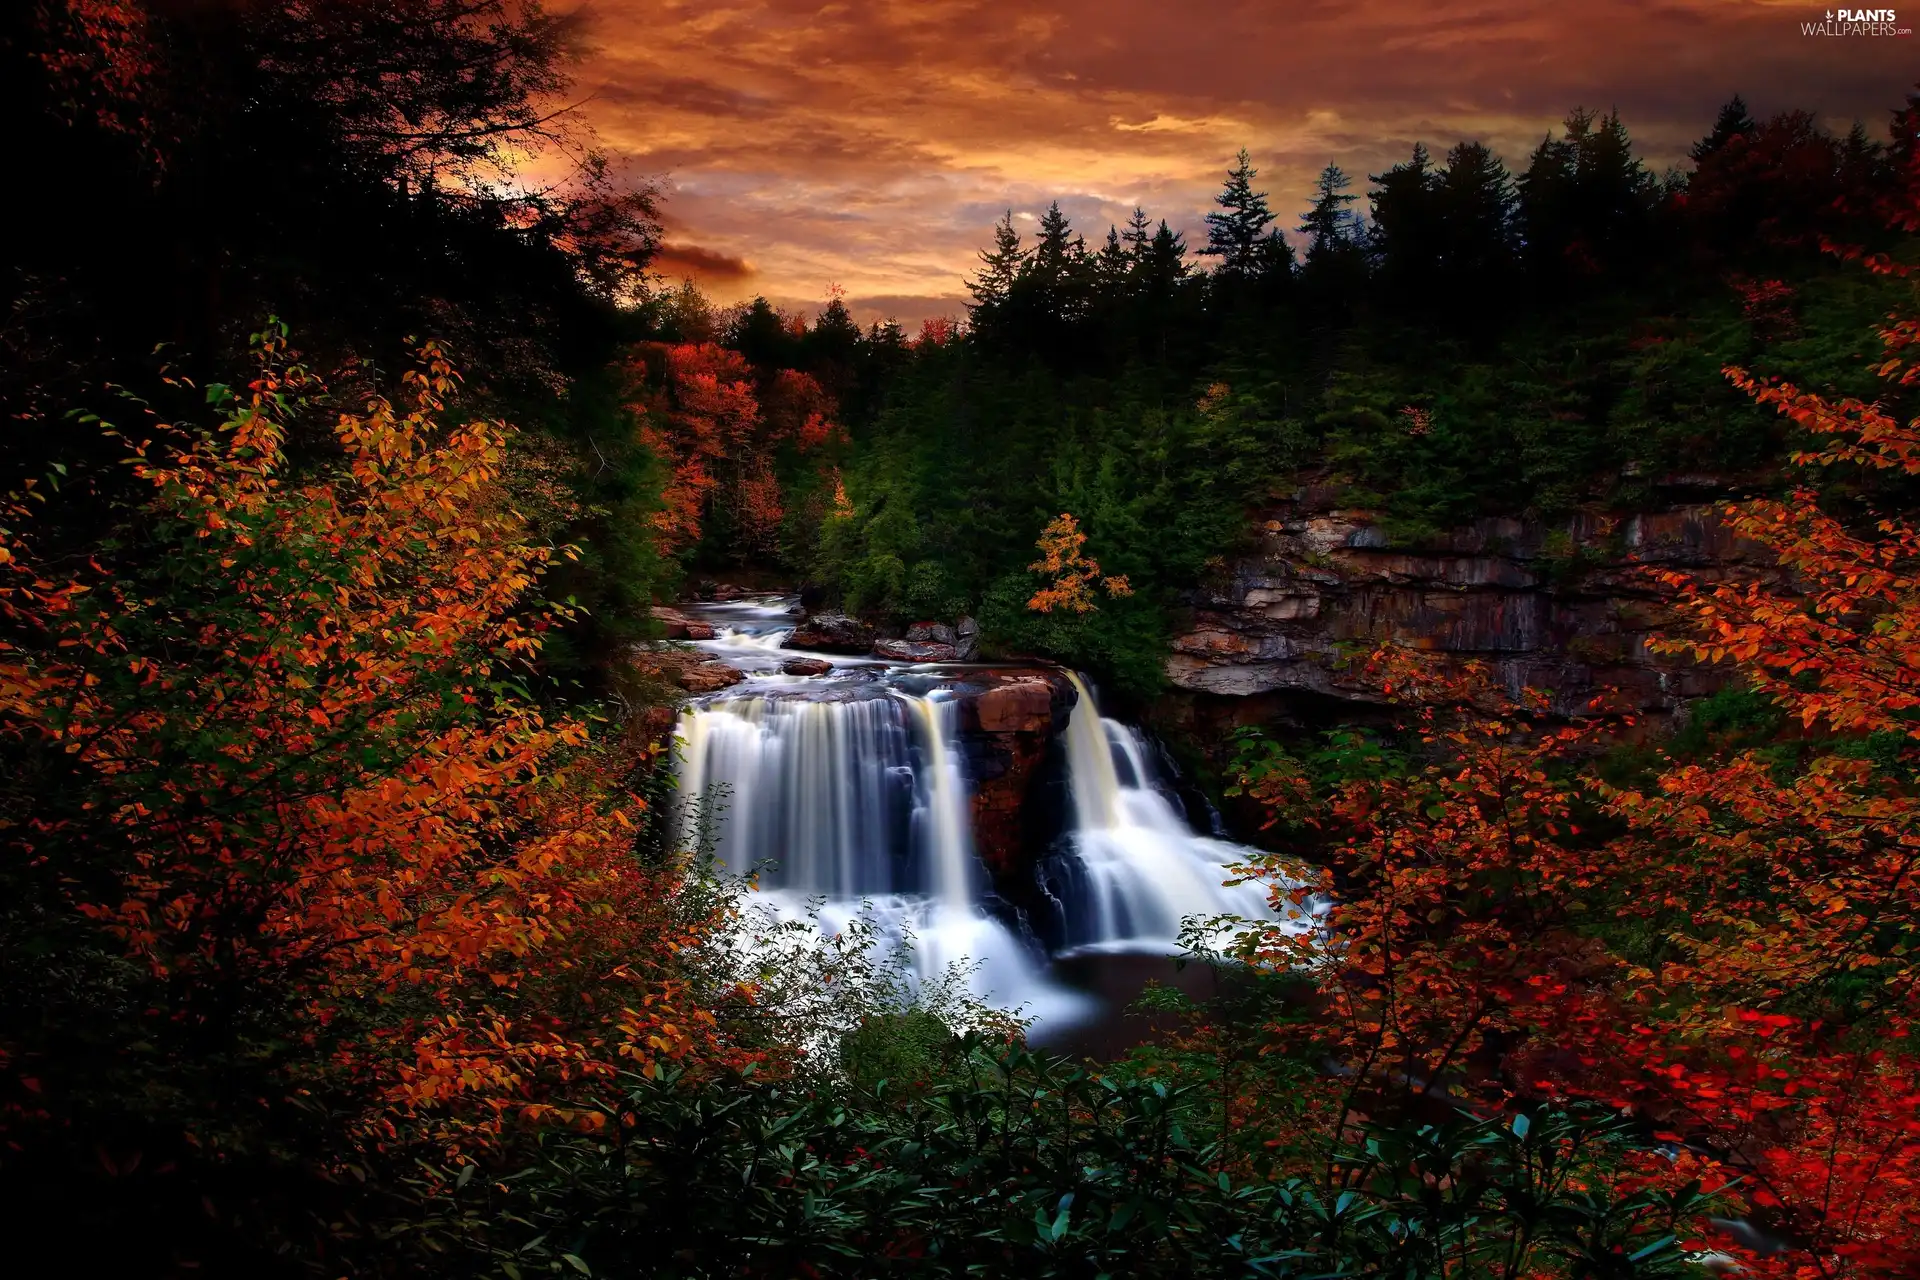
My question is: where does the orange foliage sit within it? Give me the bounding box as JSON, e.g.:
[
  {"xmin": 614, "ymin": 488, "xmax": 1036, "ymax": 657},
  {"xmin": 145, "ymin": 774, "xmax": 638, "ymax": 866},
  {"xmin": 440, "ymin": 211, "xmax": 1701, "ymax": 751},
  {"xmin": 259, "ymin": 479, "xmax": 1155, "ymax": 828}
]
[
  {"xmin": 0, "ymin": 328, "xmax": 750, "ymax": 1154},
  {"xmin": 1025, "ymin": 513, "xmax": 1133, "ymax": 613}
]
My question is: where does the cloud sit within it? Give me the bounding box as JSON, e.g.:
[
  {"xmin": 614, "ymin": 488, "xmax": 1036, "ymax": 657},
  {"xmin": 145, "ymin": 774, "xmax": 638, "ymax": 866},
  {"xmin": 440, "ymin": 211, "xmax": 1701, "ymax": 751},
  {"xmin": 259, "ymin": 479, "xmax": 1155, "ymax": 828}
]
[
  {"xmin": 572, "ymin": 0, "xmax": 1917, "ymax": 308},
  {"xmin": 652, "ymin": 241, "xmax": 755, "ymax": 283}
]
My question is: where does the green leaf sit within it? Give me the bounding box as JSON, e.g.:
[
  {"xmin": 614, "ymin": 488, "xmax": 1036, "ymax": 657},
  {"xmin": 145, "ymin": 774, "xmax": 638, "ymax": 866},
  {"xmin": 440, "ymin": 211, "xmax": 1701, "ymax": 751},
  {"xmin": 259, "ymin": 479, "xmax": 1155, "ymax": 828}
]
[
  {"xmin": 1628, "ymin": 1235, "xmax": 1676, "ymax": 1262},
  {"xmin": 562, "ymin": 1254, "xmax": 591, "ymax": 1275}
]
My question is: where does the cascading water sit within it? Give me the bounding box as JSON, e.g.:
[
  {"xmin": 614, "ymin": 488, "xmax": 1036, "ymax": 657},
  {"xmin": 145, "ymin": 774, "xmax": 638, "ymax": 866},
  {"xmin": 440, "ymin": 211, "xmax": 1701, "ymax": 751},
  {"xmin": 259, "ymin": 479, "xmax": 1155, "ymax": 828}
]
[
  {"xmin": 673, "ymin": 603, "xmax": 1080, "ymax": 1019},
  {"xmin": 1050, "ymin": 673, "xmax": 1310, "ymax": 952},
  {"xmin": 670, "ymin": 598, "xmax": 1308, "ymax": 1030}
]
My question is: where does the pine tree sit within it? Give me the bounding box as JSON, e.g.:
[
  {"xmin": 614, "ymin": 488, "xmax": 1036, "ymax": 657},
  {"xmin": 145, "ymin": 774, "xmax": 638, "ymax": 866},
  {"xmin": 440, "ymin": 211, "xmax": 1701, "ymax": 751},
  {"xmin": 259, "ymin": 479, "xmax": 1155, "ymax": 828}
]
[
  {"xmin": 1369, "ymin": 142, "xmax": 1444, "ymax": 301},
  {"xmin": 1132, "ymin": 218, "xmax": 1194, "ymax": 307},
  {"xmin": 1519, "ymin": 107, "xmax": 1655, "ymax": 287},
  {"xmin": 967, "ymin": 211, "xmax": 1027, "ymax": 311},
  {"xmin": 1121, "ymin": 205, "xmax": 1154, "ymax": 255},
  {"xmin": 1204, "ymin": 149, "xmax": 1281, "ymax": 276},
  {"xmin": 1096, "ymin": 225, "xmax": 1131, "ymax": 290},
  {"xmin": 800, "ymin": 291, "xmax": 863, "ymax": 397},
  {"xmin": 1031, "ymin": 201, "xmax": 1083, "ymax": 271},
  {"xmin": 1691, "ymin": 93, "xmax": 1756, "ymax": 163},
  {"xmin": 1437, "ymin": 141, "xmax": 1518, "ymax": 287},
  {"xmin": 1299, "ymin": 163, "xmax": 1360, "ymax": 264},
  {"xmin": 1021, "ymin": 200, "xmax": 1091, "ymax": 331}
]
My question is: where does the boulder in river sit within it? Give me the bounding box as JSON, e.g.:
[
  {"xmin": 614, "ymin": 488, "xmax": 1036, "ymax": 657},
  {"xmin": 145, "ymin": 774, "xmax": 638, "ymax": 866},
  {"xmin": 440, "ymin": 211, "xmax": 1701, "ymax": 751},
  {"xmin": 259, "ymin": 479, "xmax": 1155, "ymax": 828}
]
[
  {"xmin": 873, "ymin": 638, "xmax": 958, "ymax": 663},
  {"xmin": 973, "ymin": 678, "xmax": 1054, "ymax": 733},
  {"xmin": 632, "ymin": 646, "xmax": 745, "ymax": 694},
  {"xmin": 650, "ymin": 606, "xmax": 715, "ymax": 640},
  {"xmin": 780, "ymin": 656, "xmax": 833, "ymax": 676},
  {"xmin": 788, "ymin": 612, "xmax": 876, "ymax": 653},
  {"xmin": 679, "ymin": 661, "xmax": 747, "ymax": 693},
  {"xmin": 955, "ymin": 615, "xmax": 980, "ymax": 661},
  {"xmin": 906, "ymin": 621, "xmax": 958, "ymax": 646}
]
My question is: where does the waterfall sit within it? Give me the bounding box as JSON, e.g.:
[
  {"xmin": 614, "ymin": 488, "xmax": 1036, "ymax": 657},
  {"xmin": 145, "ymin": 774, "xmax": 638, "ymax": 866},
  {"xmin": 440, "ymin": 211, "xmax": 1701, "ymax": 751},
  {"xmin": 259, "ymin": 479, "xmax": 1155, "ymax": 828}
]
[
  {"xmin": 667, "ymin": 597, "xmax": 1308, "ymax": 1030},
  {"xmin": 1054, "ymin": 672, "xmax": 1303, "ymax": 952},
  {"xmin": 675, "ymin": 692, "xmax": 915, "ymax": 896},
  {"xmin": 675, "ymin": 677, "xmax": 1081, "ymax": 1021},
  {"xmin": 905, "ymin": 694, "xmax": 976, "ymax": 907}
]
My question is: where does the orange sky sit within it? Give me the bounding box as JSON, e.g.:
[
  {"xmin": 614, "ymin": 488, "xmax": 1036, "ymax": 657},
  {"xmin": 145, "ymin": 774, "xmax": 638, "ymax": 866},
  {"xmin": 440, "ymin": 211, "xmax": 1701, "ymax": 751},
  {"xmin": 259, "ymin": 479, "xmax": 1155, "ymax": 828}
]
[{"xmin": 571, "ymin": 0, "xmax": 1916, "ymax": 328}]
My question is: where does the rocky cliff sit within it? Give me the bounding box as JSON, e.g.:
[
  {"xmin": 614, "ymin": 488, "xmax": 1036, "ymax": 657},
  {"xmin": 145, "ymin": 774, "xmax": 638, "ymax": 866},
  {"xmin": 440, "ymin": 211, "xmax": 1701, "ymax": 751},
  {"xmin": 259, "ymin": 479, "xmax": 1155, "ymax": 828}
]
[{"xmin": 1161, "ymin": 488, "xmax": 1766, "ymax": 719}]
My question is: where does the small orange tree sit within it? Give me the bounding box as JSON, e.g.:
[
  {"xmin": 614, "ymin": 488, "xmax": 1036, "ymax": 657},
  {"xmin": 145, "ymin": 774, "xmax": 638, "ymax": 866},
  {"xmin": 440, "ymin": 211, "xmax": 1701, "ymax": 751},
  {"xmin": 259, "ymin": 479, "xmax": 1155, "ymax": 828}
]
[{"xmin": 1026, "ymin": 512, "xmax": 1133, "ymax": 613}]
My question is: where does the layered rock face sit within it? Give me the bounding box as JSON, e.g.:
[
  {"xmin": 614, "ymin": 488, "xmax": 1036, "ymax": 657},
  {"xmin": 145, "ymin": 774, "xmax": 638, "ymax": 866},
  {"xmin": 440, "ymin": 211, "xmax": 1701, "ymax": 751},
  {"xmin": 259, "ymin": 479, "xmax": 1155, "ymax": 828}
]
[{"xmin": 1166, "ymin": 491, "xmax": 1766, "ymax": 714}]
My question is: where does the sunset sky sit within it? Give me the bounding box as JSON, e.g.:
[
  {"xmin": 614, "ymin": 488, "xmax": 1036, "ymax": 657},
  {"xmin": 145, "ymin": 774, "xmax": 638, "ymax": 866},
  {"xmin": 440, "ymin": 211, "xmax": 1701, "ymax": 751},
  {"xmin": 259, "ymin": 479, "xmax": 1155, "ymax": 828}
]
[{"xmin": 572, "ymin": 1, "xmax": 1917, "ymax": 328}]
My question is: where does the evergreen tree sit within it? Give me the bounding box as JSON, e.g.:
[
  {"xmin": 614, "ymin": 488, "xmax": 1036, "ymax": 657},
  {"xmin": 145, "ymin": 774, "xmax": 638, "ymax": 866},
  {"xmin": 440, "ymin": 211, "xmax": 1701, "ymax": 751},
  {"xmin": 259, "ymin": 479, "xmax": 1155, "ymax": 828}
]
[
  {"xmin": 1519, "ymin": 107, "xmax": 1656, "ymax": 289},
  {"xmin": 1121, "ymin": 205, "xmax": 1155, "ymax": 255},
  {"xmin": 800, "ymin": 291, "xmax": 864, "ymax": 400},
  {"xmin": 1436, "ymin": 140, "xmax": 1519, "ymax": 305},
  {"xmin": 727, "ymin": 296, "xmax": 797, "ymax": 368},
  {"xmin": 1204, "ymin": 150, "xmax": 1281, "ymax": 276},
  {"xmin": 1369, "ymin": 143, "xmax": 1445, "ymax": 303},
  {"xmin": 1691, "ymin": 94, "xmax": 1756, "ymax": 163},
  {"xmin": 1020, "ymin": 200, "xmax": 1093, "ymax": 334},
  {"xmin": 967, "ymin": 211, "xmax": 1028, "ymax": 312},
  {"xmin": 1030, "ymin": 202, "xmax": 1085, "ymax": 277},
  {"xmin": 1300, "ymin": 163, "xmax": 1361, "ymax": 263},
  {"xmin": 1135, "ymin": 218, "xmax": 1195, "ymax": 322},
  {"xmin": 1096, "ymin": 225, "xmax": 1131, "ymax": 291}
]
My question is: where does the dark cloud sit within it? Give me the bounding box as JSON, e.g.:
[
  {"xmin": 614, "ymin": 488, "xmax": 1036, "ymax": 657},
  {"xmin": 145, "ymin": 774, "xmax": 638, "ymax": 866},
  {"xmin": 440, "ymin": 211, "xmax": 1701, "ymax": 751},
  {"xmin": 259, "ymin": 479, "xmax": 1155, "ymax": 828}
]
[
  {"xmin": 571, "ymin": 0, "xmax": 1917, "ymax": 307},
  {"xmin": 653, "ymin": 242, "xmax": 755, "ymax": 283}
]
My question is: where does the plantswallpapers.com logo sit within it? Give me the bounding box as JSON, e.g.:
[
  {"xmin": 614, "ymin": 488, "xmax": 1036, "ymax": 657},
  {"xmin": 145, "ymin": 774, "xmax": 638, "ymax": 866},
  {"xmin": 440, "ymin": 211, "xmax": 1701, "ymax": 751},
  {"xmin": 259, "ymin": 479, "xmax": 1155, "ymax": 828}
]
[{"xmin": 1801, "ymin": 7, "xmax": 1912, "ymax": 35}]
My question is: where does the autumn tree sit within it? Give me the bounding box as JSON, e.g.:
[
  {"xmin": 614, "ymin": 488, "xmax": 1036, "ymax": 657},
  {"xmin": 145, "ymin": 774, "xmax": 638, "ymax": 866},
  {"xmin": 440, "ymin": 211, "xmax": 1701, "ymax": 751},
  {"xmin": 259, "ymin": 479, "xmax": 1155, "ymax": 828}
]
[
  {"xmin": 0, "ymin": 326, "xmax": 747, "ymax": 1269},
  {"xmin": 624, "ymin": 342, "xmax": 842, "ymax": 561},
  {"xmin": 1578, "ymin": 148, "xmax": 1920, "ymax": 1271},
  {"xmin": 1025, "ymin": 513, "xmax": 1133, "ymax": 613}
]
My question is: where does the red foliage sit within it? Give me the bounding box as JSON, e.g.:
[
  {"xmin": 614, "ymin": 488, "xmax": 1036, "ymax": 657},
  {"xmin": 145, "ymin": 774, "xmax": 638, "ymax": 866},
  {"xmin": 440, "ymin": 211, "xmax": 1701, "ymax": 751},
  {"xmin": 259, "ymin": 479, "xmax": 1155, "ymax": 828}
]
[{"xmin": 624, "ymin": 343, "xmax": 842, "ymax": 557}]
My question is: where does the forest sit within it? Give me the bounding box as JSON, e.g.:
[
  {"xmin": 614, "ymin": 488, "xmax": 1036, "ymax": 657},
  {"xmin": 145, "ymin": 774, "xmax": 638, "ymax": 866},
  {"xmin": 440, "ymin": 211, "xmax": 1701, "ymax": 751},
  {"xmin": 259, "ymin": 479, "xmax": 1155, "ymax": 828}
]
[{"xmin": 4, "ymin": 1, "xmax": 1920, "ymax": 1276}]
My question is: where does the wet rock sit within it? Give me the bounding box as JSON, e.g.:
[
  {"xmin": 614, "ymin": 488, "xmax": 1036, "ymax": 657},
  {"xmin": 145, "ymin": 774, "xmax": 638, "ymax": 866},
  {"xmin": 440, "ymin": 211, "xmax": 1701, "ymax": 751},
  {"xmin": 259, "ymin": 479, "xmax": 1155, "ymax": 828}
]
[
  {"xmin": 873, "ymin": 638, "xmax": 958, "ymax": 663},
  {"xmin": 788, "ymin": 612, "xmax": 876, "ymax": 654},
  {"xmin": 906, "ymin": 621, "xmax": 958, "ymax": 646},
  {"xmin": 974, "ymin": 680, "xmax": 1053, "ymax": 733},
  {"xmin": 650, "ymin": 606, "xmax": 693, "ymax": 638},
  {"xmin": 780, "ymin": 656, "xmax": 833, "ymax": 676},
  {"xmin": 630, "ymin": 646, "xmax": 745, "ymax": 694},
  {"xmin": 954, "ymin": 615, "xmax": 980, "ymax": 661},
  {"xmin": 954, "ymin": 671, "xmax": 1073, "ymax": 877},
  {"xmin": 679, "ymin": 662, "xmax": 746, "ymax": 693}
]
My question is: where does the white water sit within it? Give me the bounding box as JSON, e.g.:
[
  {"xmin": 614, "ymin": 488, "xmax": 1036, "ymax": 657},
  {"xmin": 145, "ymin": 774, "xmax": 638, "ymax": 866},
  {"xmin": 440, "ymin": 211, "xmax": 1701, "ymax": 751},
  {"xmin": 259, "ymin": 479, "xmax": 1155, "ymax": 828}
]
[
  {"xmin": 1053, "ymin": 672, "xmax": 1313, "ymax": 953},
  {"xmin": 670, "ymin": 598, "xmax": 1307, "ymax": 1029}
]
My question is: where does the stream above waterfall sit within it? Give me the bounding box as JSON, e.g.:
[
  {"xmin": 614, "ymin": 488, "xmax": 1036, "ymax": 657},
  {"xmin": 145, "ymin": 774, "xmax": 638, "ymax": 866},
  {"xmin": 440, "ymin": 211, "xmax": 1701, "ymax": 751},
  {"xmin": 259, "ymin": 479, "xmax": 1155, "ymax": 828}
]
[{"xmin": 670, "ymin": 596, "xmax": 1316, "ymax": 1042}]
